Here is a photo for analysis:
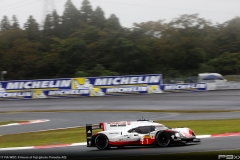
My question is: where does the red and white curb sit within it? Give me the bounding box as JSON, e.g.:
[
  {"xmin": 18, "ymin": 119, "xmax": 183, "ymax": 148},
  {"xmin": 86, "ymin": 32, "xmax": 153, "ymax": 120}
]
[
  {"xmin": 0, "ymin": 119, "xmax": 50, "ymax": 127},
  {"xmin": 0, "ymin": 132, "xmax": 240, "ymax": 151},
  {"xmin": 196, "ymin": 132, "xmax": 240, "ymax": 138}
]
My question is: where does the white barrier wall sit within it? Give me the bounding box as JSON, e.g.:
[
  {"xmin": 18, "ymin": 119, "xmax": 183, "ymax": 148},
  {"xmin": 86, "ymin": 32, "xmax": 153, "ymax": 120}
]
[
  {"xmin": 215, "ymin": 81, "xmax": 240, "ymax": 90},
  {"xmin": 206, "ymin": 83, "xmax": 216, "ymax": 91}
]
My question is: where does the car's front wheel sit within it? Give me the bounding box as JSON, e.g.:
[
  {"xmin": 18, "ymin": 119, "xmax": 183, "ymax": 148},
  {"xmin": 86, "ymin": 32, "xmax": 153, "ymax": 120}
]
[
  {"xmin": 95, "ymin": 134, "xmax": 109, "ymax": 150},
  {"xmin": 155, "ymin": 132, "xmax": 171, "ymax": 147}
]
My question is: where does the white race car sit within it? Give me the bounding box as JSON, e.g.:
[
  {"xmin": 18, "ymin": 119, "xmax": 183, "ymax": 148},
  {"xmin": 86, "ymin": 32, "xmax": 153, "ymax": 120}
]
[{"xmin": 86, "ymin": 119, "xmax": 200, "ymax": 150}]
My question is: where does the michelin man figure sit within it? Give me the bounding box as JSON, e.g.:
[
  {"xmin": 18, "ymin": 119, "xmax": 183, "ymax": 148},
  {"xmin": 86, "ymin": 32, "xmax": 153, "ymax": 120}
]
[{"xmin": 0, "ymin": 83, "xmax": 6, "ymax": 92}]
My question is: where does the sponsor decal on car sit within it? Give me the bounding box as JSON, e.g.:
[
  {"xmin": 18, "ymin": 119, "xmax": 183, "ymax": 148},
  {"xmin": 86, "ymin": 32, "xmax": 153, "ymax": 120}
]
[
  {"xmin": 107, "ymin": 121, "xmax": 131, "ymax": 127},
  {"xmin": 109, "ymin": 132, "xmax": 120, "ymax": 135}
]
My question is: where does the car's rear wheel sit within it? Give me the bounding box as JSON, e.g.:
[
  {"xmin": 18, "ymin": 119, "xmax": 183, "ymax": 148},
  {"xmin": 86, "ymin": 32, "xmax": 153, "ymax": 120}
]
[
  {"xmin": 155, "ymin": 132, "xmax": 171, "ymax": 147},
  {"xmin": 95, "ymin": 134, "xmax": 109, "ymax": 150}
]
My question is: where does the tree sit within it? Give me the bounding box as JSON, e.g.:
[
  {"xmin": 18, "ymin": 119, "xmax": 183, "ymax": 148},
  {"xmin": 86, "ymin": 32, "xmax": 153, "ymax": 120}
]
[
  {"xmin": 206, "ymin": 52, "xmax": 240, "ymax": 75},
  {"xmin": 92, "ymin": 6, "xmax": 106, "ymax": 28},
  {"xmin": 61, "ymin": 0, "xmax": 80, "ymax": 37},
  {"xmin": 24, "ymin": 16, "xmax": 40, "ymax": 41},
  {"xmin": 106, "ymin": 14, "xmax": 121, "ymax": 30},
  {"xmin": 50, "ymin": 37, "xmax": 86, "ymax": 77},
  {"xmin": 215, "ymin": 17, "xmax": 240, "ymax": 54},
  {"xmin": 36, "ymin": 51, "xmax": 61, "ymax": 78},
  {"xmin": 87, "ymin": 64, "xmax": 119, "ymax": 76},
  {"xmin": 0, "ymin": 35, "xmax": 42, "ymax": 80},
  {"xmin": 75, "ymin": 64, "xmax": 119, "ymax": 77},
  {"xmin": 0, "ymin": 16, "xmax": 11, "ymax": 31},
  {"xmin": 108, "ymin": 37, "xmax": 140, "ymax": 74},
  {"xmin": 80, "ymin": 0, "xmax": 93, "ymax": 23},
  {"xmin": 74, "ymin": 70, "xmax": 87, "ymax": 77},
  {"xmin": 82, "ymin": 26, "xmax": 102, "ymax": 43},
  {"xmin": 52, "ymin": 10, "xmax": 61, "ymax": 36},
  {"xmin": 133, "ymin": 20, "xmax": 167, "ymax": 38},
  {"xmin": 2, "ymin": 1, "xmax": 240, "ymax": 80},
  {"xmin": 0, "ymin": 38, "xmax": 8, "ymax": 74},
  {"xmin": 154, "ymin": 14, "xmax": 214, "ymax": 75},
  {"xmin": 11, "ymin": 15, "xmax": 20, "ymax": 29},
  {"xmin": 43, "ymin": 14, "xmax": 53, "ymax": 37}
]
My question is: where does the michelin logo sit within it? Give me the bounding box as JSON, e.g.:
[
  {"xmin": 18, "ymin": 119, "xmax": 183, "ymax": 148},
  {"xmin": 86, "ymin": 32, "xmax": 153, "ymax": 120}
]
[
  {"xmin": 106, "ymin": 87, "xmax": 147, "ymax": 93},
  {"xmin": 5, "ymin": 80, "xmax": 71, "ymax": 90},
  {"xmin": 94, "ymin": 75, "xmax": 161, "ymax": 86},
  {"xmin": 48, "ymin": 90, "xmax": 90, "ymax": 95},
  {"xmin": 164, "ymin": 83, "xmax": 206, "ymax": 90},
  {"xmin": 0, "ymin": 92, "xmax": 32, "ymax": 98}
]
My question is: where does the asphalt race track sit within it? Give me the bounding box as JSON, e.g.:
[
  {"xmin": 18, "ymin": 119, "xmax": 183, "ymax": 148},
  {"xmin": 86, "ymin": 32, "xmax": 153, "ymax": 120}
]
[
  {"xmin": 0, "ymin": 90, "xmax": 240, "ymax": 111},
  {"xmin": 1, "ymin": 137, "xmax": 240, "ymax": 159},
  {"xmin": 1, "ymin": 112, "xmax": 240, "ymax": 135},
  {"xmin": 0, "ymin": 90, "xmax": 240, "ymax": 158}
]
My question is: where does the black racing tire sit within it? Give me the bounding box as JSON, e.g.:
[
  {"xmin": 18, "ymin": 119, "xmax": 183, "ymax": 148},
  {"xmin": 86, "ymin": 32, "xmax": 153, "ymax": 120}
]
[
  {"xmin": 95, "ymin": 134, "xmax": 109, "ymax": 150},
  {"xmin": 155, "ymin": 132, "xmax": 171, "ymax": 147}
]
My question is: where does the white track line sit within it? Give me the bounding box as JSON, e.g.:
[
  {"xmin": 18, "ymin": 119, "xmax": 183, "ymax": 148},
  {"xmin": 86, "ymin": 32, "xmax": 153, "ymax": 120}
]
[{"xmin": 196, "ymin": 135, "xmax": 211, "ymax": 138}]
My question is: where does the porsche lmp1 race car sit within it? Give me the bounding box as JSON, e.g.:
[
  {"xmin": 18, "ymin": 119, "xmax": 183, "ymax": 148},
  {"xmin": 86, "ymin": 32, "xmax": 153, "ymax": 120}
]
[{"xmin": 86, "ymin": 119, "xmax": 200, "ymax": 150}]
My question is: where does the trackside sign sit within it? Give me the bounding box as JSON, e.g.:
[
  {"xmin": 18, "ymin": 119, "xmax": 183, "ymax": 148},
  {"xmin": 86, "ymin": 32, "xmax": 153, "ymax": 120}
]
[
  {"xmin": 0, "ymin": 74, "xmax": 163, "ymax": 100},
  {"xmin": 88, "ymin": 74, "xmax": 163, "ymax": 95},
  {"xmin": 161, "ymin": 83, "xmax": 207, "ymax": 92},
  {"xmin": 93, "ymin": 75, "xmax": 161, "ymax": 86},
  {"xmin": 5, "ymin": 80, "xmax": 71, "ymax": 90}
]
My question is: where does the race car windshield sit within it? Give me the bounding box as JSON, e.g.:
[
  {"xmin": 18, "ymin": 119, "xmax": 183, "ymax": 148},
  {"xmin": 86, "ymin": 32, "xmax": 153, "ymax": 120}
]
[
  {"xmin": 128, "ymin": 125, "xmax": 169, "ymax": 134},
  {"xmin": 155, "ymin": 125, "xmax": 169, "ymax": 130}
]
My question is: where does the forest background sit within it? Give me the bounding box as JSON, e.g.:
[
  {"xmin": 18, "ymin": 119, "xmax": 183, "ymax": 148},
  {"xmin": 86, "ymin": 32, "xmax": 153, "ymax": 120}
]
[{"xmin": 0, "ymin": 0, "xmax": 240, "ymax": 81}]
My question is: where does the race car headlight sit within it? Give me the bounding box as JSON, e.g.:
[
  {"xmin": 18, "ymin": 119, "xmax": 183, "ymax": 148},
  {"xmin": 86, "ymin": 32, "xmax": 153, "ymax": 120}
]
[{"xmin": 175, "ymin": 133, "xmax": 180, "ymax": 137}]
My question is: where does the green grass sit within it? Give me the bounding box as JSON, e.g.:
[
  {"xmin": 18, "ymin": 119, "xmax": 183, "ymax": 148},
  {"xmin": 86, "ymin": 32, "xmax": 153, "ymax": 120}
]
[
  {"xmin": 0, "ymin": 127, "xmax": 102, "ymax": 148},
  {"xmin": 0, "ymin": 109, "xmax": 240, "ymax": 114},
  {"xmin": 155, "ymin": 119, "xmax": 240, "ymax": 135},
  {"xmin": 1, "ymin": 119, "xmax": 240, "ymax": 148}
]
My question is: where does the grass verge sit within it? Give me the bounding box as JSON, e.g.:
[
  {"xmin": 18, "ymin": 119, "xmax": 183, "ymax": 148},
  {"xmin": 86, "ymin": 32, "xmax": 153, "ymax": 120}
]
[
  {"xmin": 155, "ymin": 119, "xmax": 240, "ymax": 134},
  {"xmin": 0, "ymin": 119, "xmax": 240, "ymax": 148}
]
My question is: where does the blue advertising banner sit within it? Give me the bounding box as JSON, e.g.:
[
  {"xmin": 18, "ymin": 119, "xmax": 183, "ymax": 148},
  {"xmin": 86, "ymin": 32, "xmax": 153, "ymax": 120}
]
[
  {"xmin": 160, "ymin": 83, "xmax": 207, "ymax": 92},
  {"xmin": 0, "ymin": 74, "xmax": 163, "ymax": 100},
  {"xmin": 0, "ymin": 78, "xmax": 73, "ymax": 100},
  {"xmin": 71, "ymin": 74, "xmax": 163, "ymax": 96}
]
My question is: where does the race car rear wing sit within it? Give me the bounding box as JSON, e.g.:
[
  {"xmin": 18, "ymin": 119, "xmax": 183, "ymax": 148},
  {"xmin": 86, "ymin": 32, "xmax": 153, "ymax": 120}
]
[{"xmin": 86, "ymin": 123, "xmax": 102, "ymax": 147}]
